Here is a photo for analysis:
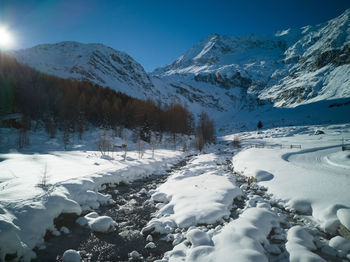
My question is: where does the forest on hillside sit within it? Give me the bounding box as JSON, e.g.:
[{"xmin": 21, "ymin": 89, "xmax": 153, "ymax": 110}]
[{"xmin": 0, "ymin": 52, "xmax": 215, "ymax": 146}]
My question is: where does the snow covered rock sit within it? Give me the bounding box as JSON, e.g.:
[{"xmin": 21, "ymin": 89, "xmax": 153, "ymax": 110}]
[
  {"xmin": 286, "ymin": 226, "xmax": 325, "ymax": 262},
  {"xmin": 60, "ymin": 226, "xmax": 70, "ymax": 234},
  {"xmin": 145, "ymin": 242, "xmax": 156, "ymax": 249},
  {"xmin": 337, "ymin": 208, "xmax": 350, "ymax": 231},
  {"xmin": 76, "ymin": 212, "xmax": 117, "ymax": 233},
  {"xmin": 146, "ymin": 234, "xmax": 153, "ymax": 242},
  {"xmin": 129, "ymin": 250, "xmax": 141, "ymax": 259},
  {"xmin": 62, "ymin": 249, "xmax": 81, "ymax": 262},
  {"xmin": 329, "ymin": 236, "xmax": 350, "ymax": 252},
  {"xmin": 186, "ymin": 229, "xmax": 213, "ymax": 247}
]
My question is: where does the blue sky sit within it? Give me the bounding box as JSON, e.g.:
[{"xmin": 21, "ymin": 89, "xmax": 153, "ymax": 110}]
[{"xmin": 1, "ymin": 0, "xmax": 350, "ymax": 71}]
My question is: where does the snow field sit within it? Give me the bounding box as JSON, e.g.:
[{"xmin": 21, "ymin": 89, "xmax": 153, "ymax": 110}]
[
  {"xmin": 0, "ymin": 128, "xmax": 185, "ymax": 261},
  {"xmin": 229, "ymin": 124, "xmax": 350, "ymax": 234}
]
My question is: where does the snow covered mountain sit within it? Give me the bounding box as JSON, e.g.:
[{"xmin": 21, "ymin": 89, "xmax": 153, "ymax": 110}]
[
  {"xmin": 152, "ymin": 9, "xmax": 350, "ymax": 110},
  {"xmin": 9, "ymin": 9, "xmax": 350, "ymax": 125},
  {"xmin": 11, "ymin": 41, "xmax": 157, "ymax": 99}
]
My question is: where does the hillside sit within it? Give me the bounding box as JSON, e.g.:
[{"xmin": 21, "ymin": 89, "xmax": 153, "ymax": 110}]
[
  {"xmin": 152, "ymin": 9, "xmax": 350, "ymax": 116},
  {"xmin": 11, "ymin": 42, "xmax": 157, "ymax": 99},
  {"xmin": 7, "ymin": 9, "xmax": 350, "ymax": 129}
]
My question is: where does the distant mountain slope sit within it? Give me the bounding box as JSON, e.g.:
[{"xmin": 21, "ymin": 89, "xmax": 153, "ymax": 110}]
[
  {"xmin": 11, "ymin": 41, "xmax": 157, "ymax": 99},
  {"xmin": 152, "ymin": 9, "xmax": 350, "ymax": 109},
  {"xmin": 8, "ymin": 9, "xmax": 350, "ymax": 123}
]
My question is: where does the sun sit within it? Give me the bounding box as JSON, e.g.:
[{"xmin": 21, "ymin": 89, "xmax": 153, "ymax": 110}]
[{"xmin": 0, "ymin": 27, "xmax": 14, "ymax": 49}]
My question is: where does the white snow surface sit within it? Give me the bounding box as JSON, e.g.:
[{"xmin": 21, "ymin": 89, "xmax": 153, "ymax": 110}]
[
  {"xmin": 7, "ymin": 10, "xmax": 350, "ymax": 121},
  {"xmin": 337, "ymin": 208, "xmax": 350, "ymax": 231},
  {"xmin": 144, "ymin": 153, "xmax": 242, "ymax": 232},
  {"xmin": 229, "ymin": 124, "xmax": 350, "ymax": 233},
  {"xmin": 152, "ymin": 9, "xmax": 350, "ymax": 112},
  {"xmin": 163, "ymin": 208, "xmax": 281, "ymax": 262},
  {"xmin": 0, "ymin": 128, "xmax": 183, "ymax": 261},
  {"xmin": 286, "ymin": 226, "xmax": 325, "ymax": 262},
  {"xmin": 11, "ymin": 41, "xmax": 156, "ymax": 99}
]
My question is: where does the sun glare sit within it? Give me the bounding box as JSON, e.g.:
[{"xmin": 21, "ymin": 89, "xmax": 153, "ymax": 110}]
[{"xmin": 0, "ymin": 27, "xmax": 13, "ymax": 49}]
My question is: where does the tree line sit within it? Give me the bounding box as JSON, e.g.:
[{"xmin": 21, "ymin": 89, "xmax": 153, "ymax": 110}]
[{"xmin": 0, "ymin": 51, "xmax": 215, "ymax": 146}]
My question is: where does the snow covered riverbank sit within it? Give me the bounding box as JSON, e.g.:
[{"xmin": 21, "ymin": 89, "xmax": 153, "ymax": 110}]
[
  {"xmin": 229, "ymin": 124, "xmax": 350, "ymax": 234},
  {"xmin": 1, "ymin": 124, "xmax": 350, "ymax": 261},
  {"xmin": 0, "ymin": 128, "xmax": 185, "ymax": 261}
]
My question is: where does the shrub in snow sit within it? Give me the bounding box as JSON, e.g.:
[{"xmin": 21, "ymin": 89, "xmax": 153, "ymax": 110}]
[
  {"xmin": 37, "ymin": 163, "xmax": 50, "ymax": 188},
  {"xmin": 247, "ymin": 176, "xmax": 257, "ymax": 185},
  {"xmin": 232, "ymin": 135, "xmax": 241, "ymax": 148},
  {"xmin": 62, "ymin": 249, "xmax": 81, "ymax": 262}
]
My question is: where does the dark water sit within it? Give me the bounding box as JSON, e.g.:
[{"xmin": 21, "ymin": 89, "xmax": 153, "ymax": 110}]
[{"xmin": 34, "ymin": 156, "xmax": 193, "ymax": 262}]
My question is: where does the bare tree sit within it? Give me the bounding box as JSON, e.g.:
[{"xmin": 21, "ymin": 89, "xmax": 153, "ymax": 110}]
[
  {"xmin": 37, "ymin": 163, "xmax": 50, "ymax": 188},
  {"xmin": 97, "ymin": 129, "xmax": 112, "ymax": 156},
  {"xmin": 182, "ymin": 136, "xmax": 187, "ymax": 152},
  {"xmin": 122, "ymin": 144, "xmax": 128, "ymax": 160},
  {"xmin": 137, "ymin": 138, "xmax": 144, "ymax": 159},
  {"xmin": 196, "ymin": 131, "xmax": 205, "ymax": 151},
  {"xmin": 151, "ymin": 135, "xmax": 156, "ymax": 158},
  {"xmin": 18, "ymin": 128, "xmax": 29, "ymax": 149}
]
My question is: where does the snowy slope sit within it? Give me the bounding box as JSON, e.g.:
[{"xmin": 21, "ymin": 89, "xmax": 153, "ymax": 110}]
[
  {"xmin": 11, "ymin": 42, "xmax": 157, "ymax": 99},
  {"xmin": 8, "ymin": 9, "xmax": 350, "ymax": 124},
  {"xmin": 152, "ymin": 9, "xmax": 350, "ymax": 111}
]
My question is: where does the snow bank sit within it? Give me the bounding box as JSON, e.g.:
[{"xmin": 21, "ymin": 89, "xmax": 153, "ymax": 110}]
[
  {"xmin": 0, "ymin": 129, "xmax": 183, "ymax": 261},
  {"xmin": 164, "ymin": 208, "xmax": 280, "ymax": 262},
  {"xmin": 329, "ymin": 236, "xmax": 350, "ymax": 253},
  {"xmin": 286, "ymin": 226, "xmax": 325, "ymax": 262},
  {"xmin": 143, "ymin": 154, "xmax": 242, "ymax": 233},
  {"xmin": 231, "ymin": 125, "xmax": 350, "ymax": 233},
  {"xmin": 337, "ymin": 208, "xmax": 350, "ymax": 231}
]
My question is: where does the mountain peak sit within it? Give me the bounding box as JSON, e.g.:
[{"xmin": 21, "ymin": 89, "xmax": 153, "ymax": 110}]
[{"xmin": 11, "ymin": 41, "xmax": 156, "ymax": 98}]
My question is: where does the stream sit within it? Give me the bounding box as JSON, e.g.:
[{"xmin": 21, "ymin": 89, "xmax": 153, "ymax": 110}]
[{"xmin": 34, "ymin": 155, "xmax": 193, "ymax": 262}]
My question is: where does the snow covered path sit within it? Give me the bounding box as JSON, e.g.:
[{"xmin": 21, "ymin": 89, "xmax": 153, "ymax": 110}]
[{"xmin": 284, "ymin": 145, "xmax": 350, "ymax": 175}]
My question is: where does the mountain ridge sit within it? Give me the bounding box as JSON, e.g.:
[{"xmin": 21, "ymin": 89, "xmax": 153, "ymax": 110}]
[
  {"xmin": 11, "ymin": 41, "xmax": 158, "ymax": 99},
  {"xmin": 8, "ymin": 9, "xmax": 350, "ymax": 123}
]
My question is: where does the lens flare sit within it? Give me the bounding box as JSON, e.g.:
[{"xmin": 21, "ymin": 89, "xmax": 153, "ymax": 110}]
[{"xmin": 0, "ymin": 27, "xmax": 13, "ymax": 48}]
